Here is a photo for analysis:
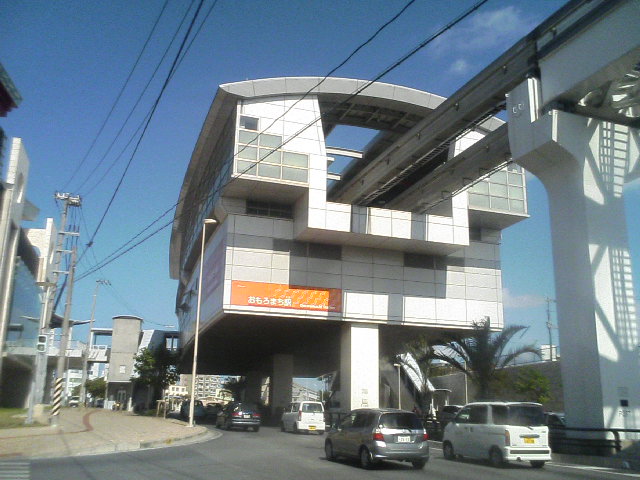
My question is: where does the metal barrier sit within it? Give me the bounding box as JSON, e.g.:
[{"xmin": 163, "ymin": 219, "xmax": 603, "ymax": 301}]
[{"xmin": 550, "ymin": 426, "xmax": 640, "ymax": 455}]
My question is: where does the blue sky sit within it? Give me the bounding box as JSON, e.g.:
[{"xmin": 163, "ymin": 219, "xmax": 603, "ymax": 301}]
[{"xmin": 0, "ymin": 0, "xmax": 637, "ymax": 353}]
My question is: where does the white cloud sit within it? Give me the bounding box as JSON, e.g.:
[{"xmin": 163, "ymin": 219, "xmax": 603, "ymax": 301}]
[
  {"xmin": 502, "ymin": 288, "xmax": 546, "ymax": 309},
  {"xmin": 449, "ymin": 58, "xmax": 470, "ymax": 75},
  {"xmin": 464, "ymin": 6, "xmax": 536, "ymax": 50}
]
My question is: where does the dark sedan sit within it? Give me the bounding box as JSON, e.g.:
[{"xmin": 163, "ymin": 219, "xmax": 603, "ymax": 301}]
[{"xmin": 216, "ymin": 401, "xmax": 261, "ymax": 432}]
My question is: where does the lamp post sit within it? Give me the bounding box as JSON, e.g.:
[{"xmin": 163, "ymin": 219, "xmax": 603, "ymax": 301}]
[
  {"xmin": 393, "ymin": 363, "xmax": 402, "ymax": 410},
  {"xmin": 189, "ymin": 218, "xmax": 217, "ymax": 427},
  {"xmin": 80, "ymin": 279, "xmax": 110, "ymax": 406}
]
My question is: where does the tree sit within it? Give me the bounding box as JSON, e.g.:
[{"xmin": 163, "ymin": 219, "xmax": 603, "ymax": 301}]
[
  {"xmin": 132, "ymin": 346, "xmax": 180, "ymax": 409},
  {"xmin": 85, "ymin": 377, "xmax": 107, "ymax": 399},
  {"xmin": 430, "ymin": 320, "xmax": 540, "ymax": 400},
  {"xmin": 513, "ymin": 367, "xmax": 551, "ymax": 404},
  {"xmin": 223, "ymin": 377, "xmax": 246, "ymax": 400}
]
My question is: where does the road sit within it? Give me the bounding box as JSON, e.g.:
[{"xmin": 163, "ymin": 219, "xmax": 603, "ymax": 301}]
[{"xmin": 28, "ymin": 425, "xmax": 640, "ymax": 480}]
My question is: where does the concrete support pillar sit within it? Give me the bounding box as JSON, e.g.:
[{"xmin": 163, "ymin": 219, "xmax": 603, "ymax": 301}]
[
  {"xmin": 245, "ymin": 370, "xmax": 263, "ymax": 404},
  {"xmin": 270, "ymin": 354, "xmax": 292, "ymax": 417},
  {"xmin": 340, "ymin": 322, "xmax": 379, "ymax": 411},
  {"xmin": 508, "ymin": 79, "xmax": 640, "ymax": 435}
]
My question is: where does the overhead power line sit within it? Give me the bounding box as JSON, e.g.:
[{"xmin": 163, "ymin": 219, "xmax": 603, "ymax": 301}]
[
  {"xmin": 76, "ymin": 1, "xmax": 198, "ymax": 196},
  {"xmin": 79, "ymin": 0, "xmax": 206, "ymax": 267},
  {"xmin": 63, "ymin": 0, "xmax": 170, "ymax": 191},
  {"xmin": 77, "ymin": 0, "xmax": 489, "ymax": 280}
]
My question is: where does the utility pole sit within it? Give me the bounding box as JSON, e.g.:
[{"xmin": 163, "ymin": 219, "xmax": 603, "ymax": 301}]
[
  {"xmin": 546, "ymin": 297, "xmax": 556, "ymax": 361},
  {"xmin": 79, "ymin": 279, "xmax": 109, "ymax": 406},
  {"xmin": 51, "ymin": 247, "xmax": 77, "ymax": 425},
  {"xmin": 48, "ymin": 192, "xmax": 81, "ymax": 426}
]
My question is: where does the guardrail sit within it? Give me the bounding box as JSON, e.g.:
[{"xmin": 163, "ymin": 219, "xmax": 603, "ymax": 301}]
[{"xmin": 550, "ymin": 426, "xmax": 640, "ymax": 455}]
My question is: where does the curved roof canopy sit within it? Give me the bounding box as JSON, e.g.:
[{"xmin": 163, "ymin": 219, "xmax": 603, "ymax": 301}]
[{"xmin": 170, "ymin": 77, "xmax": 447, "ymax": 278}]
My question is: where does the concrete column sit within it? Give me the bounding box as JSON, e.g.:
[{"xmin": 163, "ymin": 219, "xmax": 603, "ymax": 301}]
[
  {"xmin": 245, "ymin": 370, "xmax": 263, "ymax": 404},
  {"xmin": 340, "ymin": 322, "xmax": 379, "ymax": 411},
  {"xmin": 270, "ymin": 354, "xmax": 292, "ymax": 417},
  {"xmin": 508, "ymin": 79, "xmax": 640, "ymax": 435}
]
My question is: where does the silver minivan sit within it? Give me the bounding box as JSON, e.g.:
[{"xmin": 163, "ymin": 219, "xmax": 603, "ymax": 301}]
[
  {"xmin": 325, "ymin": 408, "xmax": 429, "ymax": 469},
  {"xmin": 442, "ymin": 402, "xmax": 552, "ymax": 468}
]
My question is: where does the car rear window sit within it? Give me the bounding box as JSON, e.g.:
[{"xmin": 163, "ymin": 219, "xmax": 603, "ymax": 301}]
[
  {"xmin": 237, "ymin": 402, "xmax": 258, "ymax": 411},
  {"xmin": 301, "ymin": 403, "xmax": 323, "ymax": 413},
  {"xmin": 379, "ymin": 413, "xmax": 422, "ymax": 429},
  {"xmin": 493, "ymin": 405, "xmax": 545, "ymax": 426}
]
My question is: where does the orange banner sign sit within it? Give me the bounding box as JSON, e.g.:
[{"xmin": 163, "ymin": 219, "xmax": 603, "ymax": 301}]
[{"xmin": 231, "ymin": 281, "xmax": 342, "ymax": 312}]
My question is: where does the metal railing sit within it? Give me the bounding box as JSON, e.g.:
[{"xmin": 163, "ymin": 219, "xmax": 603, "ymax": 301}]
[{"xmin": 550, "ymin": 426, "xmax": 640, "ymax": 455}]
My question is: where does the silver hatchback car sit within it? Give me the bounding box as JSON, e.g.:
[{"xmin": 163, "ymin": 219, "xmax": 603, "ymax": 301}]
[{"xmin": 324, "ymin": 408, "xmax": 429, "ymax": 469}]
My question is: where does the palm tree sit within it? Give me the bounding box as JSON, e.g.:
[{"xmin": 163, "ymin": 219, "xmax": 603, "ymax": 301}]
[{"xmin": 430, "ymin": 320, "xmax": 540, "ymax": 400}]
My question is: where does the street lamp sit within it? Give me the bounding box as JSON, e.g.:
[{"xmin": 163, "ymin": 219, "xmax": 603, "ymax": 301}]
[
  {"xmin": 393, "ymin": 363, "xmax": 402, "ymax": 410},
  {"xmin": 189, "ymin": 218, "xmax": 217, "ymax": 427}
]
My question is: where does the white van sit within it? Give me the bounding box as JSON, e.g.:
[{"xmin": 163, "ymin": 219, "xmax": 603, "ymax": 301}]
[
  {"xmin": 281, "ymin": 401, "xmax": 325, "ymax": 434},
  {"xmin": 442, "ymin": 402, "xmax": 552, "ymax": 468}
]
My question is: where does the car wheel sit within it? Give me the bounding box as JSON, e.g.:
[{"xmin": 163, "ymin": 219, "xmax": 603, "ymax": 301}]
[
  {"xmin": 489, "ymin": 447, "xmax": 504, "ymax": 468},
  {"xmin": 360, "ymin": 447, "xmax": 374, "ymax": 470},
  {"xmin": 252, "ymin": 426, "xmax": 260, "ymax": 432},
  {"xmin": 324, "ymin": 440, "xmax": 336, "ymax": 461},
  {"xmin": 530, "ymin": 460, "xmax": 545, "ymax": 468},
  {"xmin": 293, "ymin": 423, "xmax": 299, "ymax": 434},
  {"xmin": 225, "ymin": 420, "xmax": 232, "ymax": 431},
  {"xmin": 317, "ymin": 430, "xmax": 324, "ymax": 436},
  {"xmin": 280, "ymin": 422, "xmax": 285, "ymax": 432},
  {"xmin": 411, "ymin": 459, "xmax": 426, "ymax": 470},
  {"xmin": 443, "ymin": 441, "xmax": 455, "ymax": 460}
]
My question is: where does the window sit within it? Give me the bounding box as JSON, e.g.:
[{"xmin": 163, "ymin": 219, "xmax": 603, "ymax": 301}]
[
  {"xmin": 246, "ymin": 200, "xmax": 293, "ymax": 219},
  {"xmin": 455, "ymin": 407, "xmax": 471, "ymax": 424},
  {"xmin": 404, "ymin": 253, "xmax": 435, "ymax": 269},
  {"xmin": 469, "ymin": 405, "xmax": 488, "ymax": 424},
  {"xmin": 236, "ymin": 128, "xmax": 309, "ymax": 184},
  {"xmin": 119, "ymin": 365, "xmax": 126, "ymax": 374},
  {"xmin": 379, "ymin": 413, "xmax": 422, "ymax": 429},
  {"xmin": 240, "ymin": 115, "xmax": 258, "ymax": 130}
]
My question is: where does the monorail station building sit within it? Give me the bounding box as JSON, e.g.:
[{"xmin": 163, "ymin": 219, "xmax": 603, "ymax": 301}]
[{"xmin": 170, "ymin": 77, "xmax": 528, "ymax": 414}]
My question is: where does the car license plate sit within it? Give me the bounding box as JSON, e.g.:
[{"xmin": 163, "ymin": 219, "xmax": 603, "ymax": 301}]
[
  {"xmin": 309, "ymin": 426, "xmax": 316, "ymax": 430},
  {"xmin": 397, "ymin": 435, "xmax": 411, "ymax": 443},
  {"xmin": 524, "ymin": 438, "xmax": 535, "ymax": 444},
  {"xmin": 243, "ymin": 414, "xmax": 251, "ymax": 418}
]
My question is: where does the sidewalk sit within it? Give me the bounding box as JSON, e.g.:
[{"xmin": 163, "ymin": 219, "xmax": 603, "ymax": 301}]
[{"xmin": 0, "ymin": 408, "xmax": 213, "ymax": 459}]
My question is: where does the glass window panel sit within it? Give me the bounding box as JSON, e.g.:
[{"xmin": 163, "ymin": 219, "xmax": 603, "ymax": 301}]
[
  {"xmin": 470, "ymin": 181, "xmax": 489, "ymax": 194},
  {"xmin": 240, "ymin": 115, "xmax": 258, "ymax": 130},
  {"xmin": 489, "ymin": 171, "xmax": 507, "ymax": 184},
  {"xmin": 238, "ymin": 130, "xmax": 258, "ymax": 145},
  {"xmin": 237, "ymin": 145, "xmax": 257, "ymax": 160},
  {"xmin": 259, "ymin": 148, "xmax": 281, "ymax": 164},
  {"xmin": 508, "ymin": 172, "xmax": 523, "ymax": 185},
  {"xmin": 236, "ymin": 160, "xmax": 257, "ymax": 175},
  {"xmin": 283, "ymin": 151, "xmax": 308, "ymax": 167},
  {"xmin": 510, "ymin": 199, "xmax": 525, "ymax": 212},
  {"xmin": 282, "ymin": 167, "xmax": 308, "ymax": 182},
  {"xmin": 469, "ymin": 193, "xmax": 490, "ymax": 208},
  {"xmin": 508, "ymin": 186, "xmax": 524, "ymax": 199},
  {"xmin": 490, "ymin": 183, "xmax": 508, "ymax": 197},
  {"xmin": 490, "ymin": 196, "xmax": 509, "ymax": 210},
  {"xmin": 259, "ymin": 133, "xmax": 282, "ymax": 148},
  {"xmin": 507, "ymin": 163, "xmax": 522, "ymax": 173},
  {"xmin": 258, "ymin": 163, "xmax": 281, "ymax": 179}
]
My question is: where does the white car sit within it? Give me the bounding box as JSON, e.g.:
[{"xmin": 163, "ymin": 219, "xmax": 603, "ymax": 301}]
[
  {"xmin": 281, "ymin": 401, "xmax": 325, "ymax": 434},
  {"xmin": 442, "ymin": 401, "xmax": 552, "ymax": 468}
]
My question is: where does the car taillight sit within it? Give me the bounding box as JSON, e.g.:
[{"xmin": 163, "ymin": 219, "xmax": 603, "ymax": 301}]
[
  {"xmin": 373, "ymin": 430, "xmax": 384, "ymax": 441},
  {"xmin": 253, "ymin": 413, "xmax": 261, "ymax": 418},
  {"xmin": 298, "ymin": 411, "xmax": 302, "ymax": 421},
  {"xmin": 232, "ymin": 412, "xmax": 241, "ymax": 417},
  {"xmin": 505, "ymin": 429, "xmax": 511, "ymax": 446},
  {"xmin": 422, "ymin": 433, "xmax": 429, "ymax": 441}
]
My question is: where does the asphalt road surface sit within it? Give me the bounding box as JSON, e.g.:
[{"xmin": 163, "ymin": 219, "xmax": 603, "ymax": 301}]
[{"xmin": 29, "ymin": 425, "xmax": 640, "ymax": 480}]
